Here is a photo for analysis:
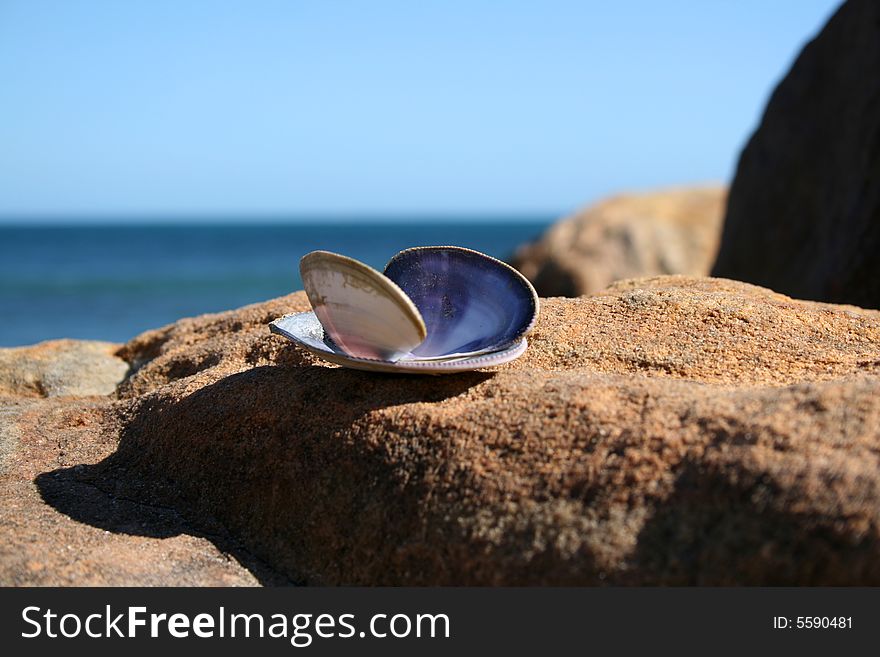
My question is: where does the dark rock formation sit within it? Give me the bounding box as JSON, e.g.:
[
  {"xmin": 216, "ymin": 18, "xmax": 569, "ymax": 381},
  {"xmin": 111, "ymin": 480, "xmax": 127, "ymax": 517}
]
[{"xmin": 712, "ymin": 0, "xmax": 880, "ymax": 308}]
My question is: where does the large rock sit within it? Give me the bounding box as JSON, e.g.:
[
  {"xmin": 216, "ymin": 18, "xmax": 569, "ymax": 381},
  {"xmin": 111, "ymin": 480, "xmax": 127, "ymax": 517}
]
[
  {"xmin": 512, "ymin": 187, "xmax": 726, "ymax": 297},
  {"xmin": 712, "ymin": 0, "xmax": 880, "ymax": 308},
  {"xmin": 4, "ymin": 278, "xmax": 876, "ymax": 585}
]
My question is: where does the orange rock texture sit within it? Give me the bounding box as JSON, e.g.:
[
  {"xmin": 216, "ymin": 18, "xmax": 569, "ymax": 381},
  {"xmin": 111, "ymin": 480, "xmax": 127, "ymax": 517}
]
[{"xmin": 5, "ymin": 276, "xmax": 877, "ymax": 585}]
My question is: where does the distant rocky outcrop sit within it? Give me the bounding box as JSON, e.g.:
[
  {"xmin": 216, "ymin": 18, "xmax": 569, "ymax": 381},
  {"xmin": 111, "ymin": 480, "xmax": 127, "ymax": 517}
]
[
  {"xmin": 712, "ymin": 0, "xmax": 880, "ymax": 309},
  {"xmin": 511, "ymin": 187, "xmax": 726, "ymax": 297},
  {"xmin": 0, "ymin": 340, "xmax": 129, "ymax": 398},
  {"xmin": 3, "ymin": 278, "xmax": 879, "ymax": 585}
]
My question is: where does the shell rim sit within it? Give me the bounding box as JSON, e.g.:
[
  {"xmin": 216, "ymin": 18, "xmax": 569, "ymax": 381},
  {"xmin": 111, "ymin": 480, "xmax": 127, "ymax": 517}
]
[
  {"xmin": 299, "ymin": 249, "xmax": 428, "ymax": 342},
  {"xmin": 269, "ymin": 310, "xmax": 528, "ymax": 374},
  {"xmin": 383, "ymin": 245, "xmax": 541, "ymax": 339}
]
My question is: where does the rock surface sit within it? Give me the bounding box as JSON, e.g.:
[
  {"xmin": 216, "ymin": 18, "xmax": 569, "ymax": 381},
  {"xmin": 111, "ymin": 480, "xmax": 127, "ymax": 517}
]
[
  {"xmin": 512, "ymin": 187, "xmax": 726, "ymax": 297},
  {"xmin": 3, "ymin": 277, "xmax": 877, "ymax": 585},
  {"xmin": 712, "ymin": 0, "xmax": 880, "ymax": 309},
  {"xmin": 0, "ymin": 342, "xmax": 284, "ymax": 586},
  {"xmin": 0, "ymin": 340, "xmax": 129, "ymax": 398}
]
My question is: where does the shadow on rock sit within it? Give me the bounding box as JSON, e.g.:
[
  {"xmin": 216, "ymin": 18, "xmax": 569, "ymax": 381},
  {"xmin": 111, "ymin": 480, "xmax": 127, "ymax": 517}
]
[
  {"xmin": 35, "ymin": 458, "xmax": 293, "ymax": 585},
  {"xmin": 37, "ymin": 363, "xmax": 491, "ymax": 585},
  {"xmin": 630, "ymin": 453, "xmax": 880, "ymax": 586}
]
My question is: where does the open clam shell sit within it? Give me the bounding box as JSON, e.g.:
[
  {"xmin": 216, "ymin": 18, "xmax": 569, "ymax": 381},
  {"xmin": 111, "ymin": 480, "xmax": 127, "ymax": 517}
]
[{"xmin": 269, "ymin": 246, "xmax": 539, "ymax": 374}]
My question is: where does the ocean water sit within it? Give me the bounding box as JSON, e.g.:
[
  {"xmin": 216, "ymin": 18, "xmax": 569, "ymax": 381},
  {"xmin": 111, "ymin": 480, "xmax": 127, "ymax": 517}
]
[{"xmin": 0, "ymin": 221, "xmax": 550, "ymax": 347}]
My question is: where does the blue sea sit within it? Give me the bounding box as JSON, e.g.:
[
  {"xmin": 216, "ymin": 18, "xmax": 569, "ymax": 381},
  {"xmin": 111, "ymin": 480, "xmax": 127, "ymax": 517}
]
[{"xmin": 0, "ymin": 221, "xmax": 550, "ymax": 347}]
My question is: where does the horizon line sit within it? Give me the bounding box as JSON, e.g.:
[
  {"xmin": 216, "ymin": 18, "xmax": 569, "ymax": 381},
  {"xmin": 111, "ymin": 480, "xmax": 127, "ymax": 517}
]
[{"xmin": 0, "ymin": 211, "xmax": 562, "ymax": 227}]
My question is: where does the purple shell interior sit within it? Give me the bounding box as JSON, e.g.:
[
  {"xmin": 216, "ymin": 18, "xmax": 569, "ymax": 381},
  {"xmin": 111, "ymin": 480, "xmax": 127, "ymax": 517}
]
[{"xmin": 382, "ymin": 247, "xmax": 537, "ymax": 359}]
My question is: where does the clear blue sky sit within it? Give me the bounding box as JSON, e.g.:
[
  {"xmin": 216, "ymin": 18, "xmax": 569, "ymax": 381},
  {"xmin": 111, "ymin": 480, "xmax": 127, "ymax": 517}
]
[{"xmin": 0, "ymin": 0, "xmax": 841, "ymax": 220}]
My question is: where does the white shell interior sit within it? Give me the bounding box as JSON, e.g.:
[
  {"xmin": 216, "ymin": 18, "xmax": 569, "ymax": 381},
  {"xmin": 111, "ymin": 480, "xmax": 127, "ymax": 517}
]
[{"xmin": 299, "ymin": 251, "xmax": 426, "ymax": 361}]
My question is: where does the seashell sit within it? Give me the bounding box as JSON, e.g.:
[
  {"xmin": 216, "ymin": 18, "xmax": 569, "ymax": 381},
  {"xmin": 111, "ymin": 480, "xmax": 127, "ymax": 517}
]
[{"xmin": 269, "ymin": 246, "xmax": 539, "ymax": 374}]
